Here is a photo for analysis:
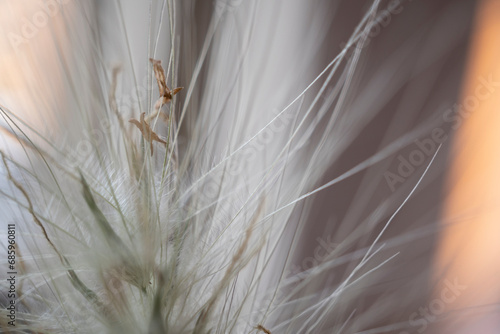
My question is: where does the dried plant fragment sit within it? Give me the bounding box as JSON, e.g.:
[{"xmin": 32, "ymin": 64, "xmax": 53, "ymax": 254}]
[
  {"xmin": 150, "ymin": 58, "xmax": 183, "ymax": 110},
  {"xmin": 129, "ymin": 112, "xmax": 167, "ymax": 156},
  {"xmin": 109, "ymin": 65, "xmax": 128, "ymax": 133},
  {"xmin": 255, "ymin": 325, "xmax": 271, "ymax": 334}
]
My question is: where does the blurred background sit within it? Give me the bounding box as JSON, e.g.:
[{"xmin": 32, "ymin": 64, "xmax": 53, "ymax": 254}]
[{"xmin": 1, "ymin": 0, "xmax": 499, "ymax": 333}]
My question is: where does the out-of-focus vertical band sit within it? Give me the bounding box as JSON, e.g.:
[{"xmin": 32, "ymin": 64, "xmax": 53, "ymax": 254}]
[{"xmin": 436, "ymin": 0, "xmax": 500, "ymax": 330}]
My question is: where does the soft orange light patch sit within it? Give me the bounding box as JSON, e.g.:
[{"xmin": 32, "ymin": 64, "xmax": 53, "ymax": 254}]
[
  {"xmin": 436, "ymin": 0, "xmax": 500, "ymax": 316},
  {"xmin": 0, "ymin": 0, "xmax": 79, "ymax": 147}
]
